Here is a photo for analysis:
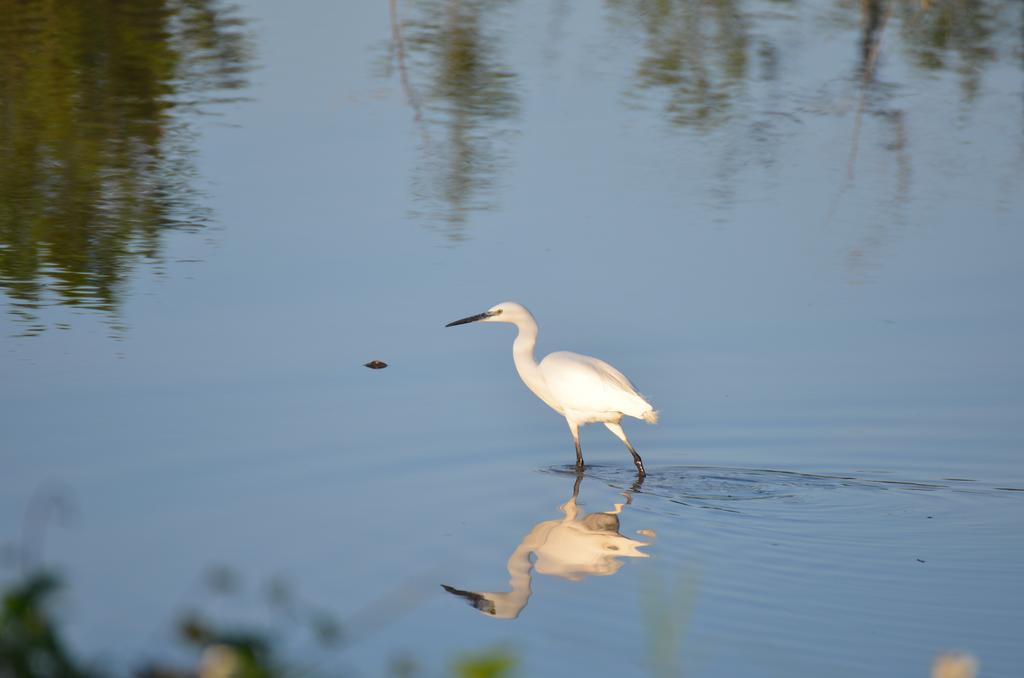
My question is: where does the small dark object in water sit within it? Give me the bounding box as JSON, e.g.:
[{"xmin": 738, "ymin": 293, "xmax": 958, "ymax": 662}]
[
  {"xmin": 364, "ymin": 360, "xmax": 388, "ymax": 369},
  {"xmin": 916, "ymin": 558, "xmax": 926, "ymax": 563}
]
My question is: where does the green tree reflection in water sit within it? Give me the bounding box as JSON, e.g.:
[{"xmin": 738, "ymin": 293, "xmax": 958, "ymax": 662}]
[
  {"xmin": 0, "ymin": 0, "xmax": 253, "ymax": 336},
  {"xmin": 607, "ymin": 0, "xmax": 755, "ymax": 131},
  {"xmin": 896, "ymin": 0, "xmax": 1012, "ymax": 102},
  {"xmin": 387, "ymin": 0, "xmax": 520, "ymax": 241},
  {"xmin": 610, "ymin": 0, "xmax": 1018, "ymax": 128},
  {"xmin": 824, "ymin": 0, "xmax": 1021, "ymax": 281},
  {"xmin": 607, "ymin": 0, "xmax": 1020, "ymax": 279}
]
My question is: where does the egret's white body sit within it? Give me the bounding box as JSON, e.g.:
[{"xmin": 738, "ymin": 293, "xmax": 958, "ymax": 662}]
[{"xmin": 446, "ymin": 302, "xmax": 657, "ymax": 475}]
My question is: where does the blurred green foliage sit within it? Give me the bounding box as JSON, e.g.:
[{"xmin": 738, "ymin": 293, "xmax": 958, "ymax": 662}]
[
  {"xmin": 451, "ymin": 649, "xmax": 516, "ymax": 678},
  {"xmin": 0, "ymin": 571, "xmax": 104, "ymax": 678},
  {"xmin": 0, "ymin": 568, "xmax": 515, "ymax": 678}
]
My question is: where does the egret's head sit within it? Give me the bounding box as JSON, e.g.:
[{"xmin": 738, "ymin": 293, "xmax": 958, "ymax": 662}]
[
  {"xmin": 441, "ymin": 584, "xmax": 525, "ymax": 619},
  {"xmin": 445, "ymin": 301, "xmax": 532, "ymax": 327}
]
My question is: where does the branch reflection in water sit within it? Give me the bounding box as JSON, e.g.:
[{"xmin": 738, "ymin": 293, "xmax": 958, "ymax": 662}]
[
  {"xmin": 609, "ymin": 0, "xmax": 1020, "ymax": 278},
  {"xmin": 443, "ymin": 474, "xmax": 653, "ymax": 620},
  {"xmin": 386, "ymin": 0, "xmax": 520, "ymax": 241}
]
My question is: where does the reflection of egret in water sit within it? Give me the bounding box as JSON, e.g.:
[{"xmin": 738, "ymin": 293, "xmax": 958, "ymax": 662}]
[
  {"xmin": 0, "ymin": 0, "xmax": 253, "ymax": 335},
  {"xmin": 443, "ymin": 475, "xmax": 652, "ymax": 619},
  {"xmin": 386, "ymin": 0, "xmax": 519, "ymax": 241}
]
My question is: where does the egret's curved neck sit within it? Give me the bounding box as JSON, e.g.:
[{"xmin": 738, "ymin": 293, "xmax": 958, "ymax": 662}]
[
  {"xmin": 504, "ymin": 535, "xmax": 535, "ymax": 605},
  {"xmin": 511, "ymin": 314, "xmax": 558, "ymax": 411}
]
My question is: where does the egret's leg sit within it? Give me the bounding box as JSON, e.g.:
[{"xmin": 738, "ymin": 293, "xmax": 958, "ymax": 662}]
[
  {"xmin": 567, "ymin": 420, "xmax": 584, "ymax": 471},
  {"xmin": 604, "ymin": 422, "xmax": 646, "ymax": 477},
  {"xmin": 572, "ymin": 473, "xmax": 583, "ymax": 499}
]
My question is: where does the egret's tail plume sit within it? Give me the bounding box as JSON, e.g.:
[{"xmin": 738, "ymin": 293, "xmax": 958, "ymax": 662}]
[{"xmin": 643, "ymin": 409, "xmax": 659, "ymax": 424}]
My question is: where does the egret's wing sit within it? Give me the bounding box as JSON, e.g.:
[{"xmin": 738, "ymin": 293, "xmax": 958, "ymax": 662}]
[{"xmin": 539, "ymin": 351, "xmax": 651, "ymax": 417}]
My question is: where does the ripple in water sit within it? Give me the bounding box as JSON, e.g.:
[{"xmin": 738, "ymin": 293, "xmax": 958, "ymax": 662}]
[
  {"xmin": 542, "ymin": 464, "xmax": 1024, "ymax": 534},
  {"xmin": 542, "ymin": 463, "xmax": 1023, "ymax": 675}
]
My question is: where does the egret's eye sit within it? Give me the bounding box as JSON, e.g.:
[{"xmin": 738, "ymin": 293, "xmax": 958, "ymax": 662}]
[{"xmin": 493, "ymin": 309, "xmax": 503, "ymax": 315}]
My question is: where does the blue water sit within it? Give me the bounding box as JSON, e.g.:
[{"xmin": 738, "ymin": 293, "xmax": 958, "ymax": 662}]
[{"xmin": 1, "ymin": 0, "xmax": 1022, "ymax": 676}]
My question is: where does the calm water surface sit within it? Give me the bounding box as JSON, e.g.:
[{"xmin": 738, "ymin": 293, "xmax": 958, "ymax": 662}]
[{"xmin": 1, "ymin": 0, "xmax": 1023, "ymax": 676}]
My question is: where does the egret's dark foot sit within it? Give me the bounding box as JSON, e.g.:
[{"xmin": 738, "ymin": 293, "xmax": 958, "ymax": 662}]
[{"xmin": 629, "ymin": 447, "xmax": 646, "ymax": 477}]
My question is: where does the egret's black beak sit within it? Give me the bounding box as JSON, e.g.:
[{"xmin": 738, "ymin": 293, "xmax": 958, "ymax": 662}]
[
  {"xmin": 445, "ymin": 310, "xmax": 495, "ymax": 327},
  {"xmin": 441, "ymin": 585, "xmax": 496, "ymax": 614}
]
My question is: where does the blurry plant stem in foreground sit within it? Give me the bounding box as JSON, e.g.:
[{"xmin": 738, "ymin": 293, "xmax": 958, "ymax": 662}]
[{"xmin": 641, "ymin": 566, "xmax": 700, "ymax": 678}]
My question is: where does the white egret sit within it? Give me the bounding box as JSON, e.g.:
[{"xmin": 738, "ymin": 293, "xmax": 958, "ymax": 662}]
[{"xmin": 446, "ymin": 302, "xmax": 657, "ymax": 476}]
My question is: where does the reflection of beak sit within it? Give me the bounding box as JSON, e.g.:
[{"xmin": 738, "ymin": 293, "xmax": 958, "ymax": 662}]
[
  {"xmin": 441, "ymin": 584, "xmax": 496, "ymax": 615},
  {"xmin": 445, "ymin": 310, "xmax": 495, "ymax": 327}
]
